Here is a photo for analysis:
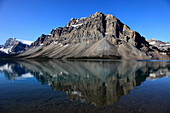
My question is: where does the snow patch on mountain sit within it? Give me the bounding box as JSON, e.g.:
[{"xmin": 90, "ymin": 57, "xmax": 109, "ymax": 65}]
[
  {"xmin": 71, "ymin": 23, "xmax": 83, "ymax": 27},
  {"xmin": 149, "ymin": 41, "xmax": 156, "ymax": 45},
  {"xmin": 16, "ymin": 39, "xmax": 33, "ymax": 45},
  {"xmin": 0, "ymin": 46, "xmax": 13, "ymax": 54}
]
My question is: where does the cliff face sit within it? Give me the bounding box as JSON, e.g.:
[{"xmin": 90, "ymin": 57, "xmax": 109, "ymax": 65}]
[
  {"xmin": 18, "ymin": 12, "xmax": 169, "ymax": 60},
  {"xmin": 30, "ymin": 34, "xmax": 50, "ymax": 47}
]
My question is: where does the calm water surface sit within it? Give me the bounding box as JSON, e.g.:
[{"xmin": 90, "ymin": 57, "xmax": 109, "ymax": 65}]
[{"xmin": 0, "ymin": 60, "xmax": 170, "ymax": 113}]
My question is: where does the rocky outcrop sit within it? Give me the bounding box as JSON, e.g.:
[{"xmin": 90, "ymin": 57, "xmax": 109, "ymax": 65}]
[
  {"xmin": 17, "ymin": 12, "xmax": 169, "ymax": 60},
  {"xmin": 30, "ymin": 34, "xmax": 50, "ymax": 47}
]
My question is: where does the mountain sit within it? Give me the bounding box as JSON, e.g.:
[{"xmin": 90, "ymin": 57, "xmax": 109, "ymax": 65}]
[
  {"xmin": 0, "ymin": 38, "xmax": 31, "ymax": 54},
  {"xmin": 147, "ymin": 39, "xmax": 170, "ymax": 51},
  {"xmin": 16, "ymin": 12, "xmax": 169, "ymax": 60}
]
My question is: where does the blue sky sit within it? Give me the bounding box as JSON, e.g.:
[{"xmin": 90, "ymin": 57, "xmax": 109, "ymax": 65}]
[{"xmin": 0, "ymin": 0, "xmax": 170, "ymax": 45}]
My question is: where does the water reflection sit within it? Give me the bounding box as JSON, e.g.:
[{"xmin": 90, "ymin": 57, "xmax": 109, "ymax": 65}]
[{"xmin": 0, "ymin": 60, "xmax": 170, "ymax": 106}]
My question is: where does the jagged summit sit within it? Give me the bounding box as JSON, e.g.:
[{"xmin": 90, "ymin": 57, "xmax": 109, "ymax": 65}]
[
  {"xmin": 93, "ymin": 11, "xmax": 103, "ymax": 15},
  {"xmin": 16, "ymin": 12, "xmax": 169, "ymax": 60}
]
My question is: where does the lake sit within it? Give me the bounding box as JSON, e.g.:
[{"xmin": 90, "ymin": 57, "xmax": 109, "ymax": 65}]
[{"xmin": 0, "ymin": 60, "xmax": 170, "ymax": 113}]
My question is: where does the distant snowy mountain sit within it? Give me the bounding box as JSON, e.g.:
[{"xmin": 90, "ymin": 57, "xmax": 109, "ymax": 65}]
[
  {"xmin": 147, "ymin": 39, "xmax": 170, "ymax": 51},
  {"xmin": 0, "ymin": 38, "xmax": 32, "ymax": 54}
]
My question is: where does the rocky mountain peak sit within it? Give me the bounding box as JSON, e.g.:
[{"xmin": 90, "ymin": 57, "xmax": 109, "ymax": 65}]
[
  {"xmin": 3, "ymin": 38, "xmax": 19, "ymax": 49},
  {"xmin": 17, "ymin": 12, "xmax": 170, "ymax": 60},
  {"xmin": 106, "ymin": 14, "xmax": 114, "ymax": 18},
  {"xmin": 90, "ymin": 11, "xmax": 104, "ymax": 17},
  {"xmin": 30, "ymin": 34, "xmax": 49, "ymax": 47},
  {"xmin": 66, "ymin": 18, "xmax": 80, "ymax": 27}
]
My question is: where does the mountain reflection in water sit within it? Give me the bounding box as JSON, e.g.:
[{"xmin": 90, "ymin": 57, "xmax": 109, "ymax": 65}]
[{"xmin": 0, "ymin": 60, "xmax": 170, "ymax": 106}]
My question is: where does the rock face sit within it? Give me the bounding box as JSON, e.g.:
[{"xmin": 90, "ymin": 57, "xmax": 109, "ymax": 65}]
[
  {"xmin": 0, "ymin": 38, "xmax": 29, "ymax": 54},
  {"xmin": 18, "ymin": 12, "xmax": 169, "ymax": 60},
  {"xmin": 30, "ymin": 34, "xmax": 50, "ymax": 47},
  {"xmin": 147, "ymin": 39, "xmax": 170, "ymax": 51}
]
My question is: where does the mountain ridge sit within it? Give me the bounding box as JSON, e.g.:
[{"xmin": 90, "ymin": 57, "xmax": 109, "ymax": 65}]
[{"xmin": 1, "ymin": 12, "xmax": 170, "ymax": 60}]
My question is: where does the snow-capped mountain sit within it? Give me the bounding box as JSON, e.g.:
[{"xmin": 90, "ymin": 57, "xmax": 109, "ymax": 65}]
[
  {"xmin": 0, "ymin": 38, "xmax": 33, "ymax": 54},
  {"xmin": 147, "ymin": 39, "xmax": 170, "ymax": 51}
]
